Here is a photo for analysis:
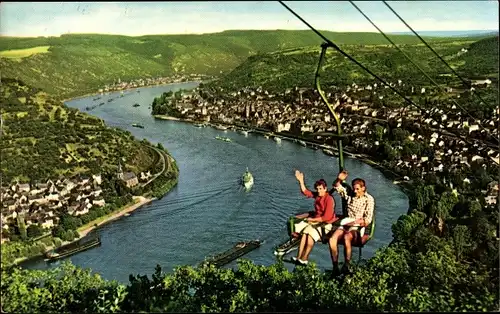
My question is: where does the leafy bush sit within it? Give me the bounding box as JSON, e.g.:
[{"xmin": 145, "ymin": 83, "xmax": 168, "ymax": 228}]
[
  {"xmin": 2, "ymin": 256, "xmax": 498, "ymax": 313},
  {"xmin": 1, "ymin": 261, "xmax": 125, "ymax": 313}
]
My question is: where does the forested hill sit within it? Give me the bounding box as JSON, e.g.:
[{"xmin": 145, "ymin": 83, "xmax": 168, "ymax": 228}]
[
  {"xmin": 0, "ymin": 78, "xmax": 156, "ymax": 184},
  {"xmin": 209, "ymin": 35, "xmax": 499, "ymax": 92},
  {"xmin": 0, "ymin": 30, "xmax": 483, "ymax": 99},
  {"xmin": 457, "ymin": 36, "xmax": 499, "ymax": 77}
]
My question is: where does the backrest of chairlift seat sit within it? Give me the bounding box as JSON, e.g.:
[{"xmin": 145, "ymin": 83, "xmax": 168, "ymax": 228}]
[{"xmin": 356, "ymin": 207, "xmax": 376, "ymax": 247}]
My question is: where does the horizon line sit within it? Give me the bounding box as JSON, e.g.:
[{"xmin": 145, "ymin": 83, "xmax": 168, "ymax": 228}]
[{"xmin": 0, "ymin": 29, "xmax": 498, "ymax": 39}]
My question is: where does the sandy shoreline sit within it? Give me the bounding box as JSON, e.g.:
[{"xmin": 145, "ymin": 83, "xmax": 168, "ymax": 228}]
[
  {"xmin": 11, "ymin": 196, "xmax": 155, "ymax": 266},
  {"xmin": 77, "ymin": 196, "xmax": 155, "ymax": 238}
]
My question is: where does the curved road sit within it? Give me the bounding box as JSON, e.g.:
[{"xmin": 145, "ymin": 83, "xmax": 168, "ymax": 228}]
[{"xmin": 142, "ymin": 146, "xmax": 167, "ymax": 187}]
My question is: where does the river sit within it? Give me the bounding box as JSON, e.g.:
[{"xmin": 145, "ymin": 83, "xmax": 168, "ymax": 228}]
[{"xmin": 21, "ymin": 82, "xmax": 409, "ymax": 283}]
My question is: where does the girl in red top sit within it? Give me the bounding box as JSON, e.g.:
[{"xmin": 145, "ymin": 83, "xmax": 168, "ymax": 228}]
[{"xmin": 292, "ymin": 170, "xmax": 336, "ymax": 265}]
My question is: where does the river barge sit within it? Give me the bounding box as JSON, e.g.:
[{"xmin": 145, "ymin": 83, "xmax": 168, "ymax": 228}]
[
  {"xmin": 202, "ymin": 240, "xmax": 262, "ymax": 267},
  {"xmin": 215, "ymin": 136, "xmax": 232, "ymax": 142},
  {"xmin": 322, "ymin": 148, "xmax": 336, "ymax": 156},
  {"xmin": 44, "ymin": 235, "xmax": 101, "ymax": 262}
]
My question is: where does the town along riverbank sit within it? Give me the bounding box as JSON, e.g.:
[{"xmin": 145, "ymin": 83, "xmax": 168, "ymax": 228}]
[
  {"xmin": 10, "ymin": 195, "xmax": 157, "ymax": 268},
  {"xmin": 6, "ymin": 145, "xmax": 179, "ymax": 269},
  {"xmin": 59, "ymin": 80, "xmax": 203, "ymax": 103},
  {"xmin": 153, "ymin": 114, "xmax": 412, "ymax": 186},
  {"xmin": 4, "ymin": 88, "xmax": 186, "ymax": 269}
]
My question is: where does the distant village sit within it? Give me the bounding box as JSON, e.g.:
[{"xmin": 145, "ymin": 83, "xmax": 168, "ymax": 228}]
[
  {"xmin": 162, "ymin": 78, "xmax": 499, "ymax": 207},
  {"xmin": 0, "ymin": 164, "xmax": 153, "ymax": 244},
  {"xmin": 99, "ymin": 74, "xmax": 214, "ymax": 93}
]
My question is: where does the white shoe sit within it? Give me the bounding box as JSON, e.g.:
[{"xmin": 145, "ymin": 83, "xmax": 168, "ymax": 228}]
[
  {"xmin": 291, "ymin": 257, "xmax": 298, "ymax": 262},
  {"xmin": 298, "ymin": 259, "xmax": 309, "ymax": 265}
]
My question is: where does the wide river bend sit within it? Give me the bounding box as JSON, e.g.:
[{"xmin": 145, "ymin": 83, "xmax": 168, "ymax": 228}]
[{"xmin": 22, "ymin": 83, "xmax": 409, "ymax": 283}]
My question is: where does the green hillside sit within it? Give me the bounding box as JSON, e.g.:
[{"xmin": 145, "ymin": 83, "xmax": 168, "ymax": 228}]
[
  {"xmin": 456, "ymin": 36, "xmax": 499, "ymax": 78},
  {"xmin": 0, "ymin": 78, "xmax": 156, "ymax": 184},
  {"xmin": 210, "ymin": 36, "xmax": 498, "ymax": 92},
  {"xmin": 0, "ymin": 30, "xmax": 479, "ymax": 99}
]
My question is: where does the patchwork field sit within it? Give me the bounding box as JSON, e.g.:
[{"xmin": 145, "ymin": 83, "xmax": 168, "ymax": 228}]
[{"xmin": 0, "ymin": 45, "xmax": 51, "ymax": 60}]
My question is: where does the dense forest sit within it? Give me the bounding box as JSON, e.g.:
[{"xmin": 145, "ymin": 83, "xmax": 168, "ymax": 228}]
[
  {"xmin": 211, "ymin": 36, "xmax": 498, "ymax": 93},
  {"xmin": 458, "ymin": 36, "xmax": 499, "ymax": 77}
]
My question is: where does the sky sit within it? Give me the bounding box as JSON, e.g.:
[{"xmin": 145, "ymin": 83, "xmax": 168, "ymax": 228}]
[{"xmin": 0, "ymin": 1, "xmax": 498, "ymax": 37}]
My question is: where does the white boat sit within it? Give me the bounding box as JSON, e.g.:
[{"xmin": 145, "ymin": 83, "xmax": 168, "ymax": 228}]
[
  {"xmin": 241, "ymin": 130, "xmax": 248, "ymax": 136},
  {"xmin": 242, "ymin": 168, "xmax": 254, "ymax": 189},
  {"xmin": 298, "ymin": 140, "xmax": 307, "ymax": 147},
  {"xmin": 215, "ymin": 125, "xmax": 228, "ymax": 131},
  {"xmin": 323, "ymin": 149, "xmax": 335, "ymax": 156},
  {"xmin": 274, "ymin": 137, "xmax": 282, "ymax": 144}
]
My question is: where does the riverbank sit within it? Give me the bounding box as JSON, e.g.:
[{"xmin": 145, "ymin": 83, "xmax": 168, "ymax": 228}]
[
  {"xmin": 7, "ymin": 82, "xmax": 196, "ymax": 267},
  {"xmin": 54, "ymin": 85, "xmax": 187, "ymax": 242},
  {"xmin": 155, "ymin": 113, "xmax": 415, "ymax": 207},
  {"xmin": 7, "ymin": 157, "xmax": 181, "ymax": 269},
  {"xmin": 153, "ymin": 114, "xmax": 411, "ymax": 185},
  {"xmin": 11, "ymin": 98, "xmax": 414, "ymax": 281},
  {"xmin": 77, "ymin": 196, "xmax": 154, "ymax": 237},
  {"xmin": 9, "ymin": 196, "xmax": 154, "ymax": 266}
]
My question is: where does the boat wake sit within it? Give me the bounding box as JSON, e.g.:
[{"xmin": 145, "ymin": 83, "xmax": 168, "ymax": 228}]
[
  {"xmin": 137, "ymin": 185, "xmax": 238, "ymax": 225},
  {"xmin": 144, "ymin": 182, "xmax": 238, "ymax": 212}
]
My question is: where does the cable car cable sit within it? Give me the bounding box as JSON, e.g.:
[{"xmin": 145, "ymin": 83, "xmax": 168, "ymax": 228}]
[
  {"xmin": 278, "ymin": 1, "xmax": 494, "ymax": 146},
  {"xmin": 382, "ymin": 0, "xmax": 493, "ymax": 109},
  {"xmin": 349, "ymin": 1, "xmax": 487, "ymax": 129},
  {"xmin": 278, "ymin": 0, "xmax": 425, "ymax": 113}
]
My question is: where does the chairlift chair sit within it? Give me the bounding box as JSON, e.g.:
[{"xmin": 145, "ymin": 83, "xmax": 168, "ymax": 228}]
[{"xmin": 275, "ymin": 42, "xmax": 376, "ymax": 264}]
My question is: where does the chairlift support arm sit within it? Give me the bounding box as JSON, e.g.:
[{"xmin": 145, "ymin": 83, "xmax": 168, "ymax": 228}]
[{"xmin": 315, "ymin": 42, "xmax": 344, "ymax": 172}]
